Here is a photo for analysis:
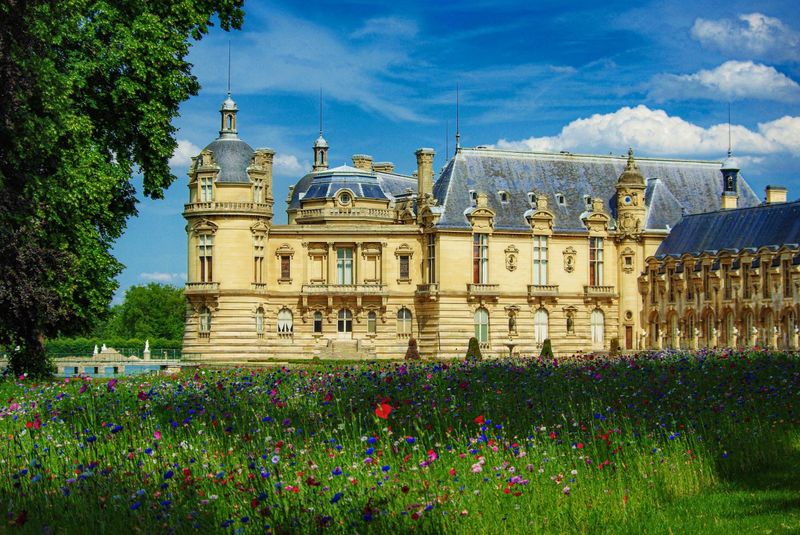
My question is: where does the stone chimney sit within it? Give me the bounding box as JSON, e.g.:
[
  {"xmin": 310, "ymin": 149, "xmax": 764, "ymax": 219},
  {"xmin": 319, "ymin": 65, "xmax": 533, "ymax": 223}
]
[
  {"xmin": 352, "ymin": 154, "xmax": 373, "ymax": 171},
  {"xmin": 415, "ymin": 148, "xmax": 435, "ymax": 200},
  {"xmin": 720, "ymin": 192, "xmax": 738, "ymax": 210},
  {"xmin": 373, "ymin": 161, "xmax": 395, "ymax": 173},
  {"xmin": 765, "ymin": 185, "xmax": 787, "ymax": 204}
]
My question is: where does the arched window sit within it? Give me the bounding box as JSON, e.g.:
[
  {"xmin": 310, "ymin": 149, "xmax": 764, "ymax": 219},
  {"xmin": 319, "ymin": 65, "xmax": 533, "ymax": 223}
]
[
  {"xmin": 670, "ymin": 314, "xmax": 679, "ymax": 348},
  {"xmin": 533, "ymin": 308, "xmax": 548, "ymax": 343},
  {"xmin": 255, "ymin": 307, "xmax": 265, "ymax": 336},
  {"xmin": 199, "ymin": 306, "xmax": 211, "ymax": 336},
  {"xmin": 367, "ymin": 311, "xmax": 377, "ymax": 334},
  {"xmin": 742, "ymin": 309, "xmax": 753, "ymax": 345},
  {"xmin": 474, "ymin": 307, "xmax": 489, "ymax": 344},
  {"xmin": 397, "ymin": 308, "xmax": 412, "ymax": 336},
  {"xmin": 277, "ymin": 308, "xmax": 293, "ymax": 334},
  {"xmin": 313, "ymin": 311, "xmax": 323, "ymax": 334},
  {"xmin": 591, "ymin": 309, "xmax": 604, "ymax": 348},
  {"xmin": 338, "ymin": 309, "xmax": 353, "ymax": 333}
]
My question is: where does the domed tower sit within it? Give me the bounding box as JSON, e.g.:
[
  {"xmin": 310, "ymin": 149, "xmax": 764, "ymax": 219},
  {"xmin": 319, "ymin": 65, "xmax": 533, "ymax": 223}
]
[
  {"xmin": 615, "ymin": 148, "xmax": 646, "ymax": 239},
  {"xmin": 182, "ymin": 93, "xmax": 275, "ymax": 360}
]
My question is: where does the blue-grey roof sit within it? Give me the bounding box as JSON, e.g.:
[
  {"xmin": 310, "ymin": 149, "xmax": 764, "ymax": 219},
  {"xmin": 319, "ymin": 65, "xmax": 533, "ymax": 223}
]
[
  {"xmin": 203, "ymin": 138, "xmax": 254, "ymax": 184},
  {"xmin": 289, "ymin": 165, "xmax": 416, "ymax": 209},
  {"xmin": 431, "ymin": 148, "xmax": 760, "ymax": 231},
  {"xmin": 656, "ymin": 200, "xmax": 800, "ymax": 256}
]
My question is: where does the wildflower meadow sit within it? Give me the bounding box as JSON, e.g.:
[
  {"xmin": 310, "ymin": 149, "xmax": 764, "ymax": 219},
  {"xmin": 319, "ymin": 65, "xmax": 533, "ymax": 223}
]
[{"xmin": 1, "ymin": 350, "xmax": 799, "ymax": 533}]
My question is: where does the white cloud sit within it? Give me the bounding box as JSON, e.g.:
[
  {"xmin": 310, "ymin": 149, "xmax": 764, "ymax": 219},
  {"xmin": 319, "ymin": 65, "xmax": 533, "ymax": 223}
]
[
  {"xmin": 650, "ymin": 61, "xmax": 800, "ymax": 102},
  {"xmin": 494, "ymin": 105, "xmax": 800, "ymax": 157},
  {"xmin": 140, "ymin": 272, "xmax": 187, "ymax": 283},
  {"xmin": 351, "ymin": 17, "xmax": 418, "ymax": 39},
  {"xmin": 273, "ymin": 153, "xmax": 307, "ymax": 176},
  {"xmin": 191, "ymin": 11, "xmax": 428, "ymax": 122},
  {"xmin": 168, "ymin": 139, "xmax": 201, "ymax": 168},
  {"xmin": 690, "ymin": 13, "xmax": 800, "ymax": 62}
]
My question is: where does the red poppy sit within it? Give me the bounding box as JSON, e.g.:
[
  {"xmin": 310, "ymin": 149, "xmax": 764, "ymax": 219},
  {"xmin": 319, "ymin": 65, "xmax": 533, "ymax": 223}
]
[
  {"xmin": 374, "ymin": 403, "xmax": 393, "ymax": 419},
  {"xmin": 474, "ymin": 415, "xmax": 485, "ymax": 425}
]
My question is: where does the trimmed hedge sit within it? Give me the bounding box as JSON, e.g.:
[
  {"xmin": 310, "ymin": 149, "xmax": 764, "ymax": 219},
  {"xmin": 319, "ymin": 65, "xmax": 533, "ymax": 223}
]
[{"xmin": 45, "ymin": 337, "xmax": 182, "ymax": 357}]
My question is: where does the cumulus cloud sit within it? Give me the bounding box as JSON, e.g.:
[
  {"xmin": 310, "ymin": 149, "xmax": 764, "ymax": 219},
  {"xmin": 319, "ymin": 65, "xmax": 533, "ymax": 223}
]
[
  {"xmin": 351, "ymin": 17, "xmax": 418, "ymax": 39},
  {"xmin": 495, "ymin": 105, "xmax": 800, "ymax": 157},
  {"xmin": 649, "ymin": 61, "xmax": 800, "ymax": 102},
  {"xmin": 140, "ymin": 272, "xmax": 187, "ymax": 283},
  {"xmin": 690, "ymin": 13, "xmax": 800, "ymax": 62},
  {"xmin": 273, "ymin": 153, "xmax": 307, "ymax": 176},
  {"xmin": 168, "ymin": 139, "xmax": 201, "ymax": 168}
]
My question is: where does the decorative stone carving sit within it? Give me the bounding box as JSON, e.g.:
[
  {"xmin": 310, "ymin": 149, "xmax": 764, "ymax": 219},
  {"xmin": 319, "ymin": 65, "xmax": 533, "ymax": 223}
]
[
  {"xmin": 505, "ymin": 245, "xmax": 519, "ymax": 271},
  {"xmin": 563, "ymin": 246, "xmax": 577, "ymax": 273}
]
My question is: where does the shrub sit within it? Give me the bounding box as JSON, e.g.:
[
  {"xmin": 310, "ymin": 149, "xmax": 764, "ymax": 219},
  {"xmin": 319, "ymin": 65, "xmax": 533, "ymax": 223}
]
[
  {"xmin": 610, "ymin": 337, "xmax": 621, "ymax": 357},
  {"xmin": 540, "ymin": 338, "xmax": 554, "ymax": 358},
  {"xmin": 404, "ymin": 338, "xmax": 421, "ymax": 360},
  {"xmin": 465, "ymin": 337, "xmax": 482, "ymax": 361}
]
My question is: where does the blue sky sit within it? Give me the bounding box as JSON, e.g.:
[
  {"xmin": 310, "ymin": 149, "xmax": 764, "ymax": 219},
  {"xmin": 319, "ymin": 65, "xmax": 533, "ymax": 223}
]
[{"xmin": 113, "ymin": 0, "xmax": 800, "ymax": 301}]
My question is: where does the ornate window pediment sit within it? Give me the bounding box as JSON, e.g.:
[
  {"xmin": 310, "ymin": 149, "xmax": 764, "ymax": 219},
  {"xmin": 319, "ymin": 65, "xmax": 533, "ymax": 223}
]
[
  {"xmin": 275, "ymin": 243, "xmax": 295, "ymax": 258},
  {"xmin": 250, "ymin": 220, "xmax": 269, "ymax": 235},
  {"xmin": 191, "ymin": 219, "xmax": 218, "ymax": 235},
  {"xmin": 466, "ymin": 193, "xmax": 495, "ymax": 231},
  {"xmin": 394, "ymin": 243, "xmax": 414, "ymax": 258}
]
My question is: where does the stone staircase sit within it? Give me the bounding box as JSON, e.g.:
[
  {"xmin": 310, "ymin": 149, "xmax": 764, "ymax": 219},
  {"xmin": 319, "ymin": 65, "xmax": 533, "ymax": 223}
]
[{"xmin": 316, "ymin": 338, "xmax": 376, "ymax": 360}]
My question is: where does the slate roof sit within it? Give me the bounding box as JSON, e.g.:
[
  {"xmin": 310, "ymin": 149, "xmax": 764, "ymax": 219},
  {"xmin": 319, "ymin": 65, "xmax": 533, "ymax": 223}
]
[
  {"xmin": 203, "ymin": 138, "xmax": 255, "ymax": 184},
  {"xmin": 655, "ymin": 200, "xmax": 800, "ymax": 256},
  {"xmin": 288, "ymin": 165, "xmax": 417, "ymax": 210},
  {"xmin": 431, "ymin": 148, "xmax": 760, "ymax": 231}
]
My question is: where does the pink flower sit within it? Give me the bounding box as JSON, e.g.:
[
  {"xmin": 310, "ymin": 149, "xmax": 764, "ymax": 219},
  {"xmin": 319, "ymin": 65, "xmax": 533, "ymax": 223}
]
[
  {"xmin": 153, "ymin": 430, "xmax": 162, "ymax": 440},
  {"xmin": 107, "ymin": 379, "xmax": 118, "ymax": 392}
]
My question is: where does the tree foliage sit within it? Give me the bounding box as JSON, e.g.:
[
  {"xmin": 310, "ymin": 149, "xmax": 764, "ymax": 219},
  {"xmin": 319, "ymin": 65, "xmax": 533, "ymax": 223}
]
[
  {"xmin": 540, "ymin": 339, "xmax": 554, "ymax": 359},
  {"xmin": 95, "ymin": 283, "xmax": 186, "ymax": 340},
  {"xmin": 404, "ymin": 338, "xmax": 420, "ymax": 361},
  {"xmin": 0, "ymin": 0, "xmax": 243, "ymax": 375}
]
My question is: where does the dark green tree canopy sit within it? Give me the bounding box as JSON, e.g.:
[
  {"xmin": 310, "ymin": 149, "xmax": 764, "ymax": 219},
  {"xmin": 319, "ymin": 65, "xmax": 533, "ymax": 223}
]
[{"xmin": 0, "ymin": 0, "xmax": 243, "ymax": 375}]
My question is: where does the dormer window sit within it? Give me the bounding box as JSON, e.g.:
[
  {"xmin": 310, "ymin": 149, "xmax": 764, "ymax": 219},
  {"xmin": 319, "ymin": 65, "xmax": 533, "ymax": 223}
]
[
  {"xmin": 469, "ymin": 190, "xmax": 477, "ymax": 205},
  {"xmin": 498, "ymin": 191, "xmax": 509, "ymax": 204},
  {"xmin": 584, "ymin": 195, "xmax": 592, "ymax": 209},
  {"xmin": 337, "ymin": 190, "xmax": 353, "ymax": 206},
  {"xmin": 556, "ymin": 193, "xmax": 566, "ymax": 207},
  {"xmin": 527, "ymin": 192, "xmax": 537, "ymax": 206}
]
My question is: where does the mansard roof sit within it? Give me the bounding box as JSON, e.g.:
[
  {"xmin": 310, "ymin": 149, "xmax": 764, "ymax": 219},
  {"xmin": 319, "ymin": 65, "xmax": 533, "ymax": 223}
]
[
  {"xmin": 288, "ymin": 165, "xmax": 417, "ymax": 209},
  {"xmin": 431, "ymin": 148, "xmax": 760, "ymax": 231},
  {"xmin": 655, "ymin": 200, "xmax": 800, "ymax": 256}
]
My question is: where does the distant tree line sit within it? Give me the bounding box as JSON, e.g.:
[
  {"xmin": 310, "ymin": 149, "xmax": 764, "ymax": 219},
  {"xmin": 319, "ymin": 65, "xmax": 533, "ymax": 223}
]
[{"xmin": 45, "ymin": 283, "xmax": 186, "ymax": 356}]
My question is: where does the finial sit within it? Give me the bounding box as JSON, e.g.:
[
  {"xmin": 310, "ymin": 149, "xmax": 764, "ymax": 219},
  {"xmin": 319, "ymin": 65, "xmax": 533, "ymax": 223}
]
[
  {"xmin": 319, "ymin": 87, "xmax": 324, "ymax": 136},
  {"xmin": 455, "ymin": 84, "xmax": 461, "ymax": 152},
  {"xmin": 227, "ymin": 40, "xmax": 231, "ymax": 96},
  {"xmin": 626, "ymin": 147, "xmax": 637, "ymax": 169},
  {"xmin": 727, "ymin": 102, "xmax": 732, "ymax": 158}
]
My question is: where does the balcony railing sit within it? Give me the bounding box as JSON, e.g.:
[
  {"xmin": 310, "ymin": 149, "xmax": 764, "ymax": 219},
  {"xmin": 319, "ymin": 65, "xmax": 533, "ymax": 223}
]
[
  {"xmin": 527, "ymin": 284, "xmax": 559, "ymax": 297},
  {"xmin": 251, "ymin": 282, "xmax": 267, "ymax": 292},
  {"xmin": 583, "ymin": 285, "xmax": 616, "ymax": 297},
  {"xmin": 301, "ymin": 283, "xmax": 388, "ymax": 296},
  {"xmin": 185, "ymin": 282, "xmax": 220, "ymax": 293},
  {"xmin": 183, "ymin": 201, "xmax": 273, "ymax": 216},
  {"xmin": 295, "ymin": 207, "xmax": 396, "ymax": 222},
  {"xmin": 467, "ymin": 283, "xmax": 500, "ymax": 296},
  {"xmin": 416, "ymin": 283, "xmax": 439, "ymax": 298}
]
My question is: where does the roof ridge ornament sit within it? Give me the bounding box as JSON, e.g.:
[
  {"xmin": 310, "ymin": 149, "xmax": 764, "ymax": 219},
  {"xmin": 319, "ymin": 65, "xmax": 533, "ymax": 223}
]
[{"xmin": 626, "ymin": 147, "xmax": 638, "ymax": 170}]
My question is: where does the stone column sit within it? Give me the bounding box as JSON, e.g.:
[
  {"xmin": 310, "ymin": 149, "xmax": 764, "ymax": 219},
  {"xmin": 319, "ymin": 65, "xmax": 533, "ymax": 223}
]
[{"xmin": 327, "ymin": 242, "xmax": 336, "ymax": 285}]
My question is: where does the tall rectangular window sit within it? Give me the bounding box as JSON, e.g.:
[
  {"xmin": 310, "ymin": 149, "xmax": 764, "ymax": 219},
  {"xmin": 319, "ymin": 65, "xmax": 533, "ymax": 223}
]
[
  {"xmin": 667, "ymin": 267, "xmax": 675, "ymax": 302},
  {"xmin": 426, "ymin": 234, "xmax": 436, "ymax": 284},
  {"xmin": 280, "ymin": 255, "xmax": 291, "ymax": 280},
  {"xmin": 337, "ymin": 248, "xmax": 353, "ymax": 284},
  {"xmin": 473, "ymin": 234, "xmax": 488, "ymax": 284},
  {"xmin": 703, "ymin": 265, "xmax": 711, "ymax": 299},
  {"xmin": 399, "ymin": 255, "xmax": 410, "ymax": 279},
  {"xmin": 686, "ymin": 262, "xmax": 694, "ymax": 300},
  {"xmin": 198, "ymin": 234, "xmax": 213, "ymax": 282},
  {"xmin": 199, "ymin": 177, "xmax": 213, "ymax": 202},
  {"xmin": 783, "ymin": 259, "xmax": 792, "ymax": 298},
  {"xmin": 253, "ymin": 235, "xmax": 265, "ymax": 283},
  {"xmin": 650, "ymin": 268, "xmax": 658, "ymax": 304},
  {"xmin": 533, "ymin": 235, "xmax": 548, "ymax": 285},
  {"xmin": 253, "ymin": 180, "xmax": 264, "ymax": 203},
  {"xmin": 723, "ymin": 264, "xmax": 732, "ymax": 300},
  {"xmin": 589, "ymin": 237, "xmax": 604, "ymax": 286},
  {"xmin": 762, "ymin": 260, "xmax": 770, "ymax": 298},
  {"xmin": 742, "ymin": 263, "xmax": 751, "ymax": 299}
]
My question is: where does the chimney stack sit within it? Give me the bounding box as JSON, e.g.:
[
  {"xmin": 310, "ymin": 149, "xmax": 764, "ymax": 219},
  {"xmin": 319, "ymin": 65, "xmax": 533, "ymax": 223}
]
[
  {"xmin": 720, "ymin": 192, "xmax": 738, "ymax": 210},
  {"xmin": 351, "ymin": 154, "xmax": 373, "ymax": 171},
  {"xmin": 372, "ymin": 162, "xmax": 395, "ymax": 173},
  {"xmin": 765, "ymin": 185, "xmax": 787, "ymax": 204},
  {"xmin": 415, "ymin": 148, "xmax": 435, "ymax": 200}
]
